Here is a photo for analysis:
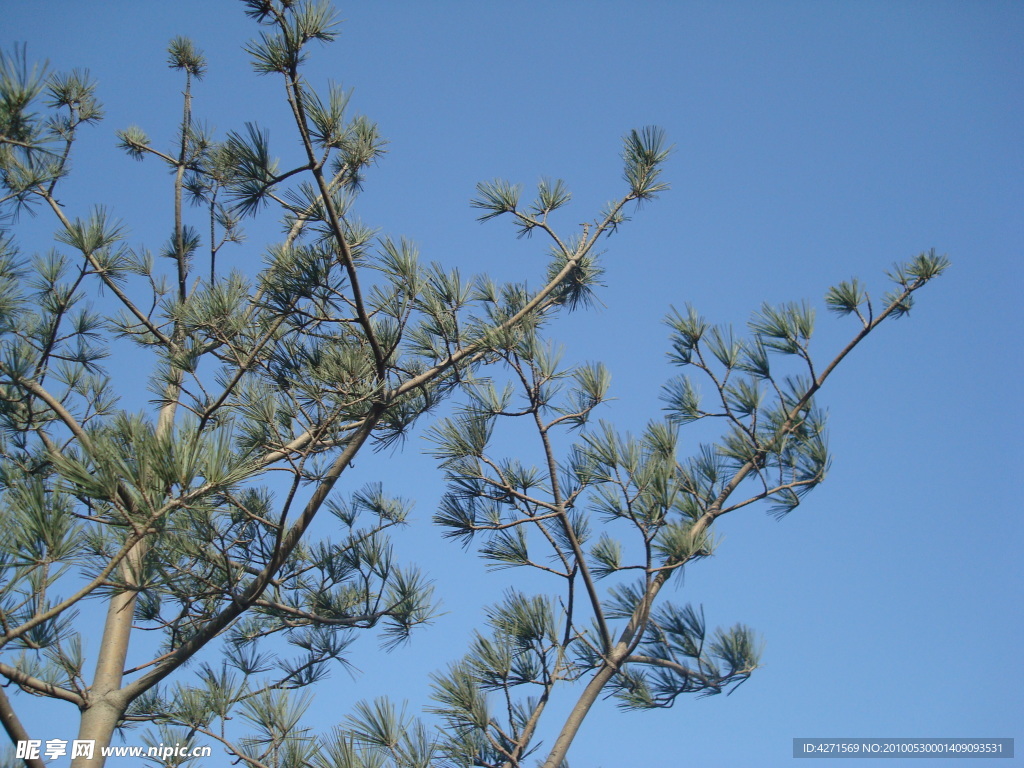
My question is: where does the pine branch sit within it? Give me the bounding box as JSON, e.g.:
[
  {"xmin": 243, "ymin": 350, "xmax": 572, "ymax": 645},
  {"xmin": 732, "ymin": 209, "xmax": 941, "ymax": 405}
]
[
  {"xmin": 280, "ymin": 58, "xmax": 388, "ymax": 380},
  {"xmin": 118, "ymin": 401, "xmax": 386, "ymax": 702},
  {"xmin": 0, "ymin": 662, "xmax": 85, "ymax": 707},
  {"xmin": 0, "ymin": 685, "xmax": 46, "ymax": 768},
  {"xmin": 40, "ymin": 193, "xmax": 171, "ymax": 344}
]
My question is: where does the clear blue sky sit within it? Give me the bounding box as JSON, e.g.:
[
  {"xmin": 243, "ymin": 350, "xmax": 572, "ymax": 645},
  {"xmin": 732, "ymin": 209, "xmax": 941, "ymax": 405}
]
[{"xmin": 4, "ymin": 2, "xmax": 1022, "ymax": 766}]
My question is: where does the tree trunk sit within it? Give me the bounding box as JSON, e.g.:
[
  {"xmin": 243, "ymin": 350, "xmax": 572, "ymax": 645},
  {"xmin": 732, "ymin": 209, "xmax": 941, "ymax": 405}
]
[
  {"xmin": 540, "ymin": 660, "xmax": 621, "ymax": 768},
  {"xmin": 70, "ymin": 547, "xmax": 143, "ymax": 768}
]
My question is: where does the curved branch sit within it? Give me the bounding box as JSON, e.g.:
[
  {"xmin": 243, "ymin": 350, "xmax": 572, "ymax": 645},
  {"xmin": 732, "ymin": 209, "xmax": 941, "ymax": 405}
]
[
  {"xmin": 0, "ymin": 684, "xmax": 46, "ymax": 768},
  {"xmin": 624, "ymin": 653, "xmax": 725, "ymax": 692},
  {"xmin": 0, "ymin": 662, "xmax": 86, "ymax": 707}
]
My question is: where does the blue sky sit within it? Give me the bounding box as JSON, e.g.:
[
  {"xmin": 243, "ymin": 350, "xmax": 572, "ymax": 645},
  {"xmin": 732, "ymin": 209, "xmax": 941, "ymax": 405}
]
[{"xmin": 4, "ymin": 2, "xmax": 1022, "ymax": 766}]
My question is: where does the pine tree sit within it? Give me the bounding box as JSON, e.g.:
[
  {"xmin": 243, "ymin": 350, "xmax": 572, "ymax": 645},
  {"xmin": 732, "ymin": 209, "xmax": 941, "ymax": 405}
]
[{"xmin": 0, "ymin": 3, "xmax": 947, "ymax": 767}]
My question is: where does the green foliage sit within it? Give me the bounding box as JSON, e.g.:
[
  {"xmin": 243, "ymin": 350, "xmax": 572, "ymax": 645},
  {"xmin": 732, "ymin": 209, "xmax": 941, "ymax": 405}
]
[
  {"xmin": 0, "ymin": 1, "xmax": 948, "ymax": 765},
  {"xmin": 824, "ymin": 278, "xmax": 867, "ymax": 316},
  {"xmin": 167, "ymin": 36, "xmax": 207, "ymax": 79},
  {"xmin": 0, "ymin": 2, "xmax": 695, "ymax": 764},
  {"xmin": 411, "ymin": 248, "xmax": 944, "ymax": 764},
  {"xmin": 531, "ymin": 177, "xmax": 572, "ymax": 217},
  {"xmin": 223, "ymin": 122, "xmax": 280, "ymax": 216},
  {"xmin": 622, "ymin": 126, "xmax": 672, "ymax": 202},
  {"xmin": 0, "ymin": 45, "xmax": 49, "ymax": 144},
  {"xmin": 470, "ymin": 179, "xmax": 522, "ymax": 222}
]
